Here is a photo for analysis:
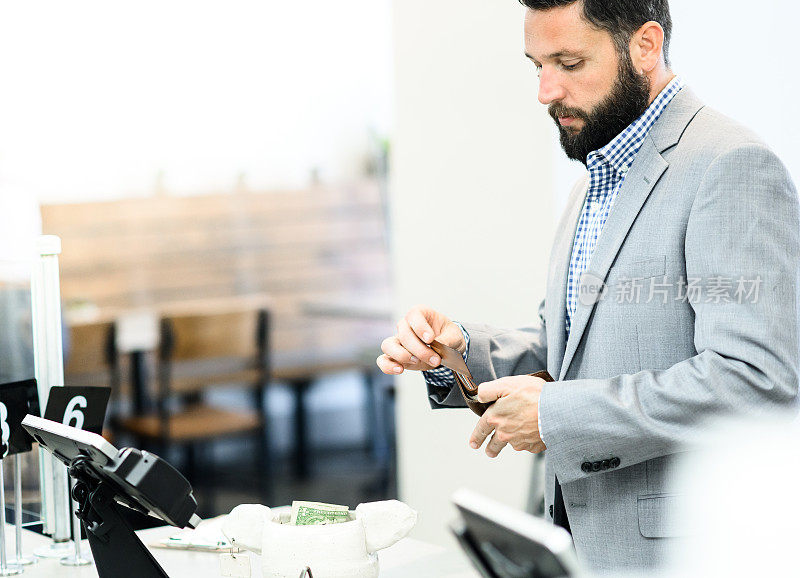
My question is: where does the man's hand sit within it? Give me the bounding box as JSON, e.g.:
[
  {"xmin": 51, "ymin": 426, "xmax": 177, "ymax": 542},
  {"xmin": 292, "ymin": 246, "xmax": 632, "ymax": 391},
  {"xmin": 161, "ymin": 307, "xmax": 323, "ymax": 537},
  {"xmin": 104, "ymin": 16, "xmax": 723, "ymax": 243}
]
[
  {"xmin": 469, "ymin": 375, "xmax": 547, "ymax": 458},
  {"xmin": 377, "ymin": 306, "xmax": 465, "ymax": 375}
]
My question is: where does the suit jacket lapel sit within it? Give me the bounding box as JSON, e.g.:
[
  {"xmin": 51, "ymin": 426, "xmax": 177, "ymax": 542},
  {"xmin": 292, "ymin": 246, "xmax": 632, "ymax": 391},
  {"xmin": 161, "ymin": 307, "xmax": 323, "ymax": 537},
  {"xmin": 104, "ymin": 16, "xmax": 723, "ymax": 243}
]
[
  {"xmin": 556, "ymin": 87, "xmax": 705, "ymax": 381},
  {"xmin": 558, "ymin": 140, "xmax": 667, "ymax": 380},
  {"xmin": 547, "ymin": 177, "xmax": 588, "ymax": 376}
]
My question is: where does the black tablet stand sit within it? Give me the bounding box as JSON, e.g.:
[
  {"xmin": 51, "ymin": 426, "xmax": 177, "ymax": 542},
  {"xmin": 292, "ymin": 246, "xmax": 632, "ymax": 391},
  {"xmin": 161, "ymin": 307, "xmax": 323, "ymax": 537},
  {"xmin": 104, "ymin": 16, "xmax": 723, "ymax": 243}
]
[
  {"xmin": 21, "ymin": 416, "xmax": 199, "ymax": 578},
  {"xmin": 69, "ymin": 455, "xmax": 169, "ymax": 578}
]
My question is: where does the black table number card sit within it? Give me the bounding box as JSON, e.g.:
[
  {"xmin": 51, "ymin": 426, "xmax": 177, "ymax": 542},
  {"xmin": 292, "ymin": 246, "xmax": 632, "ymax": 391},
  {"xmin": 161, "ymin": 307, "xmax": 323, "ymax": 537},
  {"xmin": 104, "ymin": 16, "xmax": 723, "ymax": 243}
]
[
  {"xmin": 44, "ymin": 386, "xmax": 111, "ymax": 436},
  {"xmin": 0, "ymin": 379, "xmax": 41, "ymax": 456}
]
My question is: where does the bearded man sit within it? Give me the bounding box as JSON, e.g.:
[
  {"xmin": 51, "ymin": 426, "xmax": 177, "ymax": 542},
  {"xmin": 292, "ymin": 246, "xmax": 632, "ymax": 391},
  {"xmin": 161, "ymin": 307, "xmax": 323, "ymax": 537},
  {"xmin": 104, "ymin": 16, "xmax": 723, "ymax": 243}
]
[{"xmin": 378, "ymin": 0, "xmax": 799, "ymax": 571}]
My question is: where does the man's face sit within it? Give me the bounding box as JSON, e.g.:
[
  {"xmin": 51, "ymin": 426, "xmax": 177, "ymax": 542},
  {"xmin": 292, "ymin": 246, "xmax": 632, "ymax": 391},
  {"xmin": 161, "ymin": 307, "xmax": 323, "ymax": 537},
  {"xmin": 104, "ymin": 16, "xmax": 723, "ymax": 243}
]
[{"xmin": 524, "ymin": 3, "xmax": 651, "ymax": 163}]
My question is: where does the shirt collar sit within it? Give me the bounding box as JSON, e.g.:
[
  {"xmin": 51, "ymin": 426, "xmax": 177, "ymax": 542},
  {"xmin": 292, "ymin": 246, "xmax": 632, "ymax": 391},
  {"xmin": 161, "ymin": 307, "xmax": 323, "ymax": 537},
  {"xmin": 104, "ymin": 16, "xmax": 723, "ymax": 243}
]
[{"xmin": 587, "ymin": 75, "xmax": 685, "ymax": 176}]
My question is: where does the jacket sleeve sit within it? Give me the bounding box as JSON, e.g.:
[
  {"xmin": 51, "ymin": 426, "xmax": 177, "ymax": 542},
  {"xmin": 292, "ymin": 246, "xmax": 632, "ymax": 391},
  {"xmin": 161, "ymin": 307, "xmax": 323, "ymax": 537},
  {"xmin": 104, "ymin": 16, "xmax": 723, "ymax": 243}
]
[
  {"xmin": 539, "ymin": 142, "xmax": 800, "ymax": 484},
  {"xmin": 463, "ymin": 299, "xmax": 549, "ymax": 385}
]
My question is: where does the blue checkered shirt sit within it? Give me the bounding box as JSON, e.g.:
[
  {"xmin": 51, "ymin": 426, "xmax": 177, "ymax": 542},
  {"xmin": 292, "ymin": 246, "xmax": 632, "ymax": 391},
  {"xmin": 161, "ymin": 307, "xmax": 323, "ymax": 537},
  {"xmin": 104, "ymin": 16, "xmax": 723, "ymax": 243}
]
[
  {"xmin": 424, "ymin": 76, "xmax": 684, "ymax": 392},
  {"xmin": 565, "ymin": 76, "xmax": 684, "ymax": 334}
]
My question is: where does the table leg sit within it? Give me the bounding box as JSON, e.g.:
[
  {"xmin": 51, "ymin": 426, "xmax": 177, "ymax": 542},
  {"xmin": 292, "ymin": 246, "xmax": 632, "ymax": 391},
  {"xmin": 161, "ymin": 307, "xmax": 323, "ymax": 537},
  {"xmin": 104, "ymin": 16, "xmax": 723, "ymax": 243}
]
[
  {"xmin": 292, "ymin": 379, "xmax": 311, "ymax": 479},
  {"xmin": 130, "ymin": 350, "xmax": 148, "ymax": 414},
  {"xmin": 253, "ymin": 384, "xmax": 273, "ymax": 504},
  {"xmin": 363, "ymin": 370, "xmax": 383, "ymax": 461}
]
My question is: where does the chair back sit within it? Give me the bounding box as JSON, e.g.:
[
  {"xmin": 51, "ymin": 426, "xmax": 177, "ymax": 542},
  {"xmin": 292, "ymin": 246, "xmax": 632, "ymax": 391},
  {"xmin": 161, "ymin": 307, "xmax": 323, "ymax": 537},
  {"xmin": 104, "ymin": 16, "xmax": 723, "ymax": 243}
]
[
  {"xmin": 64, "ymin": 320, "xmax": 116, "ymax": 387},
  {"xmin": 162, "ymin": 309, "xmax": 268, "ymax": 360},
  {"xmin": 157, "ymin": 308, "xmax": 270, "ymax": 397}
]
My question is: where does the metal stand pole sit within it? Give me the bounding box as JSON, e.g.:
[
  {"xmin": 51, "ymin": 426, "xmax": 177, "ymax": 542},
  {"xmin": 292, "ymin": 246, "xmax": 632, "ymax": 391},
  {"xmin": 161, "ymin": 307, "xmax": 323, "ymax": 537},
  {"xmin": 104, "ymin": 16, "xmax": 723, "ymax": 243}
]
[
  {"xmin": 7, "ymin": 456, "xmax": 34, "ymax": 567},
  {"xmin": 59, "ymin": 478, "xmax": 91, "ymax": 567},
  {"xmin": 0, "ymin": 460, "xmax": 23, "ymax": 575},
  {"xmin": 30, "ymin": 235, "xmax": 72, "ymax": 554}
]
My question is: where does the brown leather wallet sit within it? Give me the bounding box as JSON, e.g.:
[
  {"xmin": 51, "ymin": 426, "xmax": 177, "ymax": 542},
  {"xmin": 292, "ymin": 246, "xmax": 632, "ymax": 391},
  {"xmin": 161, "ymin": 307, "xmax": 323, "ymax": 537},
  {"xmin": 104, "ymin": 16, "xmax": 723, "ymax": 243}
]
[{"xmin": 429, "ymin": 340, "xmax": 554, "ymax": 416}]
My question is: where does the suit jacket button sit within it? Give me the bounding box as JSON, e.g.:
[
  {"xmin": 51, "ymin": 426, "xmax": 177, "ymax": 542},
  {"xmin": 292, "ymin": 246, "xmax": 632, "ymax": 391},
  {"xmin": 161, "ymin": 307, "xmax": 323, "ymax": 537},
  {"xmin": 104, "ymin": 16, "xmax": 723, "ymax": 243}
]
[
  {"xmin": 549, "ymin": 505, "xmax": 554, "ymax": 518},
  {"xmin": 591, "ymin": 461, "xmax": 602, "ymax": 472},
  {"xmin": 610, "ymin": 457, "xmax": 621, "ymax": 469},
  {"xmin": 581, "ymin": 462, "xmax": 592, "ymax": 473},
  {"xmin": 601, "ymin": 459, "xmax": 611, "ymax": 470}
]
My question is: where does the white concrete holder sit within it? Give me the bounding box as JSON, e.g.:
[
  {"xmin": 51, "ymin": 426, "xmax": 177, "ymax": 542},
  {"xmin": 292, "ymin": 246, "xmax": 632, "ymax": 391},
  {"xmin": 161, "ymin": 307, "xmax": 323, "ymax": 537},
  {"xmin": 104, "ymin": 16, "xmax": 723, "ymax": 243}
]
[
  {"xmin": 223, "ymin": 501, "xmax": 417, "ymax": 578},
  {"xmin": 29, "ymin": 236, "xmax": 72, "ymax": 557}
]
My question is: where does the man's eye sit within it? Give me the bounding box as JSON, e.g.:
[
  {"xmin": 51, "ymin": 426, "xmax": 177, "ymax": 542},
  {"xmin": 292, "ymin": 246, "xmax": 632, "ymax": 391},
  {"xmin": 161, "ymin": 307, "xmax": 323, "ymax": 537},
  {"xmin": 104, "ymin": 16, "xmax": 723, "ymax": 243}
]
[{"xmin": 561, "ymin": 61, "xmax": 582, "ymax": 71}]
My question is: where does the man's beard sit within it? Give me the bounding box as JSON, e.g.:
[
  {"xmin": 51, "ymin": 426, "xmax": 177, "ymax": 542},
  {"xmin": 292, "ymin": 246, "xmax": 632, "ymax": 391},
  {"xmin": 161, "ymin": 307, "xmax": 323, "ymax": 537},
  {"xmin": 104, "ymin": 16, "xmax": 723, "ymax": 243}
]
[{"xmin": 549, "ymin": 55, "xmax": 651, "ymax": 164}]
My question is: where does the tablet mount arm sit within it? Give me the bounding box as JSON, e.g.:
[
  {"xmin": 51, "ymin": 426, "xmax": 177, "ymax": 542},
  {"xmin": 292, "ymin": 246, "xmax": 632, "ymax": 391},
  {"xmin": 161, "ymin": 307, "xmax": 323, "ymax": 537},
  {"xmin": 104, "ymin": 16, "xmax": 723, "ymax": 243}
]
[{"xmin": 69, "ymin": 456, "xmax": 170, "ymax": 578}]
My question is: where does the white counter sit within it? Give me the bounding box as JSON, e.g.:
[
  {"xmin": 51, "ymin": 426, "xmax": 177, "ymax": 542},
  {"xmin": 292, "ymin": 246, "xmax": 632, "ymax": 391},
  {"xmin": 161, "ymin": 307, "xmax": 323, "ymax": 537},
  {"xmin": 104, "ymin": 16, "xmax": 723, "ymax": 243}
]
[{"xmin": 0, "ymin": 524, "xmax": 479, "ymax": 578}]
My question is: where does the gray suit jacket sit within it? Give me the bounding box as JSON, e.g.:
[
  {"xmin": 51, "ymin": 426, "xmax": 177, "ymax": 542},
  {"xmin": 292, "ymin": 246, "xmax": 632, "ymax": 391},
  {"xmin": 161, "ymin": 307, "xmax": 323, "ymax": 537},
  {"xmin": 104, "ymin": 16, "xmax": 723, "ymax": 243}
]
[{"xmin": 427, "ymin": 88, "xmax": 800, "ymax": 571}]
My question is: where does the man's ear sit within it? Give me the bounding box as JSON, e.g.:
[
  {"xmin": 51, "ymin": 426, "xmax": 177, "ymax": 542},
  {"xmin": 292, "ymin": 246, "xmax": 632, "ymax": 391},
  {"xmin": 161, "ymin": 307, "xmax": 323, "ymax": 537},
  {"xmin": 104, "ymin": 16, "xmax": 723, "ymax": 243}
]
[{"xmin": 630, "ymin": 21, "xmax": 665, "ymax": 73}]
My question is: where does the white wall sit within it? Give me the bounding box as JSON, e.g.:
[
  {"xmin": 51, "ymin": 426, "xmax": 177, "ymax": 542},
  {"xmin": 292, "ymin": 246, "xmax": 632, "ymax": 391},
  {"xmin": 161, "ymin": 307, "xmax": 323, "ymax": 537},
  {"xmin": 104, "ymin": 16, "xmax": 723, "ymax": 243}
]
[
  {"xmin": 668, "ymin": 0, "xmax": 800, "ymax": 183},
  {"xmin": 391, "ymin": 0, "xmax": 557, "ymax": 546},
  {"xmin": 0, "ymin": 1, "xmax": 392, "ymax": 203}
]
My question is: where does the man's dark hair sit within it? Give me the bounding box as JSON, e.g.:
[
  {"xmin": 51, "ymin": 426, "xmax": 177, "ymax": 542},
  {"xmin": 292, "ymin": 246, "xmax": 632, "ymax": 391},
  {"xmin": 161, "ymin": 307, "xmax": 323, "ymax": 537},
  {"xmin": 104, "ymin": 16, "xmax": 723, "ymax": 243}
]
[{"xmin": 519, "ymin": 0, "xmax": 672, "ymax": 67}]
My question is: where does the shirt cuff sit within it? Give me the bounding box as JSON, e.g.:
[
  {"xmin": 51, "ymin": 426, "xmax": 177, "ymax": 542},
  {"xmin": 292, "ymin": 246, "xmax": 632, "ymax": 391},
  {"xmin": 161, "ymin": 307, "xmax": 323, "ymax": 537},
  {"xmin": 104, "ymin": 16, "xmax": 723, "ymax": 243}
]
[{"xmin": 455, "ymin": 321, "xmax": 470, "ymax": 363}]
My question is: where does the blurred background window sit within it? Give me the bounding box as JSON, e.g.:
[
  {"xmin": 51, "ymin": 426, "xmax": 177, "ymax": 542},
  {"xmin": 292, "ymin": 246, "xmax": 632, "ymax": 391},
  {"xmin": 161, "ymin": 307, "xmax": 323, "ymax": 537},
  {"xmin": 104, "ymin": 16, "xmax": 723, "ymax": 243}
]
[{"xmin": 0, "ymin": 0, "xmax": 392, "ymax": 201}]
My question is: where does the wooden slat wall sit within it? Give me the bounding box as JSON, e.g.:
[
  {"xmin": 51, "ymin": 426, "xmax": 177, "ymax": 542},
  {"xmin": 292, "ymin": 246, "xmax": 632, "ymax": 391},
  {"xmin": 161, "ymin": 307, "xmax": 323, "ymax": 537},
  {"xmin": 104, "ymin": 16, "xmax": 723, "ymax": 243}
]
[
  {"xmin": 42, "ymin": 182, "xmax": 389, "ymax": 311},
  {"xmin": 41, "ymin": 181, "xmax": 392, "ymax": 376}
]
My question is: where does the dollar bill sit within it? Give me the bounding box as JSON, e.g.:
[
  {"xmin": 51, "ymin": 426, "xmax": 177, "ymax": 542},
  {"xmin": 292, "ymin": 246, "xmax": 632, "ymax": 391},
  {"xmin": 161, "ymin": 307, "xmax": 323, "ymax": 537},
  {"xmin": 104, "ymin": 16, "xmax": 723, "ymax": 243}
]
[{"xmin": 290, "ymin": 501, "xmax": 350, "ymax": 526}]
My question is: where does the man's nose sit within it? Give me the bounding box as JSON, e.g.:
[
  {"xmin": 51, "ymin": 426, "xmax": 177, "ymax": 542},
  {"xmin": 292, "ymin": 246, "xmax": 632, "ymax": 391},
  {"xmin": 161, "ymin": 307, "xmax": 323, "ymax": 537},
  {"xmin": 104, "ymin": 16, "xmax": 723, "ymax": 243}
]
[{"xmin": 537, "ymin": 68, "xmax": 566, "ymax": 106}]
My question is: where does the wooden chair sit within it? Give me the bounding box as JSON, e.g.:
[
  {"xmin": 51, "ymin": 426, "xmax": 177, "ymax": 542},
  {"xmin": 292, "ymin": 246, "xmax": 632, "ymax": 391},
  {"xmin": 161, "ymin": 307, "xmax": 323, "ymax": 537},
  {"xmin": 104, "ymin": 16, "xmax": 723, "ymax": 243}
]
[
  {"xmin": 64, "ymin": 320, "xmax": 116, "ymax": 388},
  {"xmin": 117, "ymin": 308, "xmax": 272, "ymax": 511}
]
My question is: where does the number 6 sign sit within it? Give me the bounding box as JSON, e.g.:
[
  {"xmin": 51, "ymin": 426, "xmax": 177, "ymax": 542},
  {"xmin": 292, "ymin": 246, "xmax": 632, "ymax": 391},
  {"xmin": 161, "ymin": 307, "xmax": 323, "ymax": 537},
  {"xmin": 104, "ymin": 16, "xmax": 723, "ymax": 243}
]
[
  {"xmin": 44, "ymin": 387, "xmax": 110, "ymax": 436},
  {"xmin": 63, "ymin": 396, "xmax": 88, "ymax": 430}
]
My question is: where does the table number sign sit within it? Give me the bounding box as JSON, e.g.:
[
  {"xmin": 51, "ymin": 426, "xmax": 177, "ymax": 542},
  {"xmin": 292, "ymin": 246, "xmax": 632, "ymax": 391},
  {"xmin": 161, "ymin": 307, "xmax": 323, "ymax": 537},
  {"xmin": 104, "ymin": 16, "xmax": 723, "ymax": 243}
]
[{"xmin": 43, "ymin": 387, "xmax": 110, "ymax": 436}]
